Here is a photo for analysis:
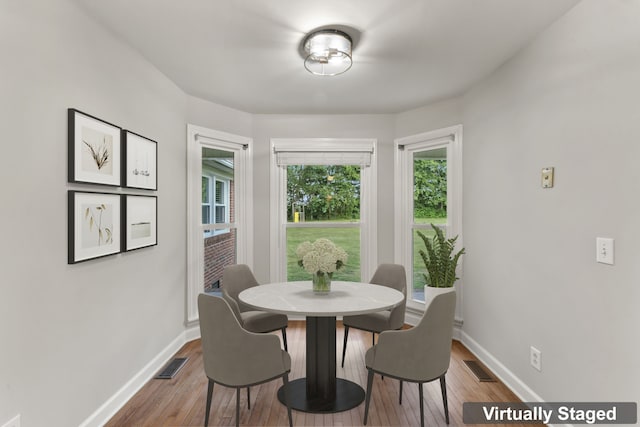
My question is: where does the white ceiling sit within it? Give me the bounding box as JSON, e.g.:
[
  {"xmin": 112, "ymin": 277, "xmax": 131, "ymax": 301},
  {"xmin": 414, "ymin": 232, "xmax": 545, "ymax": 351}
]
[{"xmin": 72, "ymin": 0, "xmax": 580, "ymax": 114}]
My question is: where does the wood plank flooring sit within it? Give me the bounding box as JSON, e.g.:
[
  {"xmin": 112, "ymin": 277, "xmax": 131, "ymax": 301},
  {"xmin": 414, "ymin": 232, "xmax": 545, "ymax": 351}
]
[{"xmin": 106, "ymin": 321, "xmax": 531, "ymax": 426}]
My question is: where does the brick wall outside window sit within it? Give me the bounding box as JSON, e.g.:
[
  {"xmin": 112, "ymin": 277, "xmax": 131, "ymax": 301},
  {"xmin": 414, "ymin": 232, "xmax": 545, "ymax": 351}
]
[
  {"xmin": 203, "ymin": 229, "xmax": 236, "ymax": 291},
  {"xmin": 203, "ymin": 179, "xmax": 236, "ymax": 292}
]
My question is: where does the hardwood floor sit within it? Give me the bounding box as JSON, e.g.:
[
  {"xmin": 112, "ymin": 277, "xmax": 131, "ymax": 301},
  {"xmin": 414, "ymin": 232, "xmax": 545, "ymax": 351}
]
[{"xmin": 106, "ymin": 321, "xmax": 529, "ymax": 426}]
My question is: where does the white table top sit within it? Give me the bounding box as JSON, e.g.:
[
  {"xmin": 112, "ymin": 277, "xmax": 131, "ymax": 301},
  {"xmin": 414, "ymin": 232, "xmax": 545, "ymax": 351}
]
[{"xmin": 238, "ymin": 281, "xmax": 404, "ymax": 317}]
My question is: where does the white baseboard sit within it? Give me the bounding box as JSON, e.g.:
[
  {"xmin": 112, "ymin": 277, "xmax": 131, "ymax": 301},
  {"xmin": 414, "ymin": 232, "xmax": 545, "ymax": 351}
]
[
  {"xmin": 185, "ymin": 323, "xmax": 201, "ymax": 342},
  {"xmin": 78, "ymin": 329, "xmax": 195, "ymax": 427},
  {"xmin": 405, "ymin": 307, "xmax": 463, "ymax": 340},
  {"xmin": 1, "ymin": 414, "xmax": 20, "ymax": 427},
  {"xmin": 456, "ymin": 334, "xmax": 573, "ymax": 427},
  {"xmin": 459, "ymin": 331, "xmax": 544, "ymax": 403}
]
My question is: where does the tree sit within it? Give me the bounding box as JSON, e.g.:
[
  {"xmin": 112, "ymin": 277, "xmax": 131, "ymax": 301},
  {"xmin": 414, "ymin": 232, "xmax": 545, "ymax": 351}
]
[
  {"xmin": 287, "ymin": 165, "xmax": 361, "ymax": 221},
  {"xmin": 413, "ymin": 159, "xmax": 447, "ymax": 218}
]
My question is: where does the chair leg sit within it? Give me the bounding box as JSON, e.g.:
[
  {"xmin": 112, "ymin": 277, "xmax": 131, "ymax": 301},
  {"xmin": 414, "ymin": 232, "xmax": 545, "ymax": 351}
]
[
  {"xmin": 283, "ymin": 374, "xmax": 293, "ymax": 427},
  {"xmin": 363, "ymin": 370, "xmax": 375, "ymax": 425},
  {"xmin": 341, "ymin": 325, "xmax": 349, "ymax": 367},
  {"xmin": 373, "ymin": 334, "xmax": 384, "ymax": 380},
  {"xmin": 418, "ymin": 383, "xmax": 425, "ymax": 427},
  {"xmin": 247, "ymin": 387, "xmax": 250, "ymax": 409},
  {"xmin": 440, "ymin": 375, "xmax": 450, "ymax": 424},
  {"xmin": 281, "ymin": 328, "xmax": 288, "ymax": 352},
  {"xmin": 235, "ymin": 388, "xmax": 240, "ymax": 427},
  {"xmin": 205, "ymin": 379, "xmax": 214, "ymax": 427},
  {"xmin": 399, "ymin": 380, "xmax": 403, "ymax": 404}
]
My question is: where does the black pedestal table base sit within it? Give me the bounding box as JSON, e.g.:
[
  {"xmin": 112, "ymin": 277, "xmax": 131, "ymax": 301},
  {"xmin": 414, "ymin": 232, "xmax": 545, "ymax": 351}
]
[
  {"xmin": 277, "ymin": 316, "xmax": 365, "ymax": 413},
  {"xmin": 277, "ymin": 378, "xmax": 365, "ymax": 413}
]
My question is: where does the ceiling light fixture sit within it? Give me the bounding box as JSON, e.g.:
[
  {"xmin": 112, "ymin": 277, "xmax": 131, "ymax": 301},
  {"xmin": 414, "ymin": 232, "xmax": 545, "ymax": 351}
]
[{"xmin": 302, "ymin": 29, "xmax": 352, "ymax": 76}]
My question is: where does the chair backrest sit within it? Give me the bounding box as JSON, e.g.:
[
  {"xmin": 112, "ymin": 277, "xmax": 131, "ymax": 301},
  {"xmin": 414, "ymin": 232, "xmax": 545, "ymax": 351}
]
[
  {"xmin": 368, "ymin": 291, "xmax": 456, "ymax": 382},
  {"xmin": 369, "ymin": 264, "xmax": 407, "ymax": 329},
  {"xmin": 410, "ymin": 291, "xmax": 456, "ymax": 380},
  {"xmin": 222, "ymin": 264, "xmax": 259, "ymax": 316},
  {"xmin": 198, "ymin": 294, "xmax": 287, "ymax": 386}
]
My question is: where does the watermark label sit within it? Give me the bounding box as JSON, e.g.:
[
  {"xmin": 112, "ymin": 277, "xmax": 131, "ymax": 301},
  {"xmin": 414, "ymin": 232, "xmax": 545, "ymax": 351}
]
[{"xmin": 463, "ymin": 402, "xmax": 637, "ymax": 424}]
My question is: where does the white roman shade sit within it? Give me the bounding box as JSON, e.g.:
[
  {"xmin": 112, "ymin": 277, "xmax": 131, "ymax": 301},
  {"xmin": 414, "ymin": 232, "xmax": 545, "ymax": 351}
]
[{"xmin": 273, "ymin": 139, "xmax": 374, "ymax": 167}]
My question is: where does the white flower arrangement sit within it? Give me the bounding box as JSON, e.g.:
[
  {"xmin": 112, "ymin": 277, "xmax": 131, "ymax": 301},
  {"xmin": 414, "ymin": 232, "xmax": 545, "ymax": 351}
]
[{"xmin": 296, "ymin": 238, "xmax": 348, "ymax": 275}]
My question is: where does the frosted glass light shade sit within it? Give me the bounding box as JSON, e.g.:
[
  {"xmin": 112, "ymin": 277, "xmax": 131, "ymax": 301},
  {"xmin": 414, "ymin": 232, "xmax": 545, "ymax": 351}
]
[{"xmin": 303, "ymin": 29, "xmax": 352, "ymax": 76}]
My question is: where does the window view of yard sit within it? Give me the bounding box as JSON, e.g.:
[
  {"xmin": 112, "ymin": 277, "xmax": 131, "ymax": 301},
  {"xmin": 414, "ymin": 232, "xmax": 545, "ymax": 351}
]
[
  {"xmin": 286, "ymin": 165, "xmax": 361, "ymax": 281},
  {"xmin": 285, "ymin": 158, "xmax": 449, "ymax": 296},
  {"xmin": 412, "ymin": 154, "xmax": 448, "ymax": 299},
  {"xmin": 287, "ymin": 165, "xmax": 361, "ymax": 222}
]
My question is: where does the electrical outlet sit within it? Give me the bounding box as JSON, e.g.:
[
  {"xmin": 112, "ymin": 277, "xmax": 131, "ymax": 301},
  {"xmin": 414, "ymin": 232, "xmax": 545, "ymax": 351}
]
[
  {"xmin": 1, "ymin": 414, "xmax": 20, "ymax": 427},
  {"xmin": 530, "ymin": 346, "xmax": 541, "ymax": 371}
]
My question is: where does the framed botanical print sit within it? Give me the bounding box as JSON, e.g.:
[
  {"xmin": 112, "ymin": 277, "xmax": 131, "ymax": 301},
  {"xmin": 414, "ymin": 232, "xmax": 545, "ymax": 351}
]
[
  {"xmin": 123, "ymin": 130, "xmax": 158, "ymax": 190},
  {"xmin": 68, "ymin": 109, "xmax": 121, "ymax": 186},
  {"xmin": 123, "ymin": 194, "xmax": 158, "ymax": 251},
  {"xmin": 68, "ymin": 191, "xmax": 122, "ymax": 263}
]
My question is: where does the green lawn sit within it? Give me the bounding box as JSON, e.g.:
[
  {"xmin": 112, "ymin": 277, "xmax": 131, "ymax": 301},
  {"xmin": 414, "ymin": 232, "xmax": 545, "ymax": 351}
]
[
  {"xmin": 414, "ymin": 217, "xmax": 447, "ymax": 225},
  {"xmin": 286, "ymin": 217, "xmax": 446, "ymax": 288}
]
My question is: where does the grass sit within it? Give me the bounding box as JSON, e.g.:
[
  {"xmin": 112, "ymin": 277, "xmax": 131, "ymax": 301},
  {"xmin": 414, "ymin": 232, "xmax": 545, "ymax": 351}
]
[{"xmin": 286, "ymin": 216, "xmax": 447, "ymax": 288}]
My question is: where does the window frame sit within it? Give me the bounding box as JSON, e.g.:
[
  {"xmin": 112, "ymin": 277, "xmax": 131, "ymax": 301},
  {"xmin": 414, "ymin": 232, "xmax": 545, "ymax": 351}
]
[
  {"xmin": 202, "ymin": 174, "xmax": 230, "ymax": 237},
  {"xmin": 269, "ymin": 138, "xmax": 377, "ymax": 283},
  {"xmin": 202, "ymin": 175, "xmax": 212, "ymax": 227},
  {"xmin": 394, "ymin": 125, "xmax": 463, "ymax": 318},
  {"xmin": 187, "ymin": 124, "xmax": 253, "ymax": 324}
]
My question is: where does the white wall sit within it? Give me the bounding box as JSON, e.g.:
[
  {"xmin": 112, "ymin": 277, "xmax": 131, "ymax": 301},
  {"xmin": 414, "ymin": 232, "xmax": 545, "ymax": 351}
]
[
  {"xmin": 395, "ymin": 96, "xmax": 463, "ymax": 139},
  {"xmin": 0, "ymin": 1, "xmax": 190, "ymax": 426},
  {"xmin": 393, "ymin": 0, "xmax": 640, "ymax": 406},
  {"xmin": 251, "ymin": 115, "xmax": 395, "ymax": 282},
  {"xmin": 186, "ymin": 96, "xmax": 253, "ymax": 138},
  {"xmin": 460, "ymin": 0, "xmax": 640, "ymax": 403}
]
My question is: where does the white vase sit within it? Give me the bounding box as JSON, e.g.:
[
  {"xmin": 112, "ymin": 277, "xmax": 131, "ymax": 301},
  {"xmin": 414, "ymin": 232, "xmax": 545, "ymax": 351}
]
[{"xmin": 424, "ymin": 286, "xmax": 455, "ymax": 309}]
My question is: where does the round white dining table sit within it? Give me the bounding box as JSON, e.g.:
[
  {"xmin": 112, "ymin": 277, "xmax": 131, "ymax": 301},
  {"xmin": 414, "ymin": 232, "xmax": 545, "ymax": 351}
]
[{"xmin": 239, "ymin": 280, "xmax": 404, "ymax": 413}]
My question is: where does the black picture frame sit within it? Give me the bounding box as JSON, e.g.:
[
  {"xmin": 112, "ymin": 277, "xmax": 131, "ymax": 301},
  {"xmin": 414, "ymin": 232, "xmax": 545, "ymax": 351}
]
[
  {"xmin": 68, "ymin": 108, "xmax": 122, "ymax": 186},
  {"xmin": 122, "ymin": 194, "xmax": 158, "ymax": 251},
  {"xmin": 68, "ymin": 191, "xmax": 122, "ymax": 264},
  {"xmin": 123, "ymin": 130, "xmax": 158, "ymax": 190}
]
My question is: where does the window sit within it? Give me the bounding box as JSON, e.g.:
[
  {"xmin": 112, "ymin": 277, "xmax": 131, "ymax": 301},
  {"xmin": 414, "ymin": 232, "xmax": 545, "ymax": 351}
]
[
  {"xmin": 395, "ymin": 125, "xmax": 463, "ymax": 313},
  {"xmin": 286, "ymin": 165, "xmax": 362, "ymax": 281},
  {"xmin": 202, "ymin": 174, "xmax": 230, "ymax": 235},
  {"xmin": 270, "ymin": 139, "xmax": 377, "ymax": 283},
  {"xmin": 187, "ymin": 125, "xmax": 252, "ymax": 323},
  {"xmin": 215, "ymin": 180, "xmax": 227, "ymax": 224},
  {"xmin": 202, "ymin": 176, "xmax": 211, "ymax": 224}
]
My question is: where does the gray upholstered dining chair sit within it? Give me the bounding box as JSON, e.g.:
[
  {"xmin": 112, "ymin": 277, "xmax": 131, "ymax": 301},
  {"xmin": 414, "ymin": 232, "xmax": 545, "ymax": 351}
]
[
  {"xmin": 198, "ymin": 294, "xmax": 293, "ymax": 427},
  {"xmin": 362, "ymin": 291, "xmax": 456, "ymax": 427},
  {"xmin": 341, "ymin": 263, "xmax": 407, "ymax": 367},
  {"xmin": 222, "ymin": 264, "xmax": 289, "ymax": 351}
]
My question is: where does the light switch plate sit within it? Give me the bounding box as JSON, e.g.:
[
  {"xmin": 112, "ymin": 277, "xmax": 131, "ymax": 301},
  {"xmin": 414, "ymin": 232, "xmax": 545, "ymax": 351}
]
[
  {"xmin": 596, "ymin": 237, "xmax": 614, "ymax": 265},
  {"xmin": 541, "ymin": 167, "xmax": 554, "ymax": 188}
]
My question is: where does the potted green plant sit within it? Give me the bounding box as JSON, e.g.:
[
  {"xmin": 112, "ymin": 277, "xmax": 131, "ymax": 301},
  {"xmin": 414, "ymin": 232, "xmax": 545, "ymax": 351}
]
[{"xmin": 416, "ymin": 223, "xmax": 465, "ymax": 305}]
